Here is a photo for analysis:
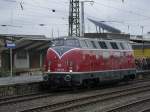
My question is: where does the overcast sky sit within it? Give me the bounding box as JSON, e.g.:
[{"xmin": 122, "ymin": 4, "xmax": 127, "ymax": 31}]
[{"xmin": 0, "ymin": 0, "xmax": 150, "ymax": 37}]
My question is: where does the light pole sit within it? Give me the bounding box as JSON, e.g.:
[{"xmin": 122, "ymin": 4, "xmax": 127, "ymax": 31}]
[
  {"xmin": 81, "ymin": 0, "xmax": 94, "ymax": 36},
  {"xmin": 6, "ymin": 40, "xmax": 15, "ymax": 77},
  {"xmin": 1, "ymin": 25, "xmax": 15, "ymax": 77},
  {"xmin": 140, "ymin": 25, "xmax": 144, "ymax": 54},
  {"xmin": 10, "ymin": 47, "xmax": 13, "ymax": 77}
]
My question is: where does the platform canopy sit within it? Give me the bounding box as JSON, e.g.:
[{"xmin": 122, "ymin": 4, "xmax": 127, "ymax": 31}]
[
  {"xmin": 0, "ymin": 34, "xmax": 52, "ymax": 52},
  {"xmin": 88, "ymin": 18, "xmax": 121, "ymax": 33}
]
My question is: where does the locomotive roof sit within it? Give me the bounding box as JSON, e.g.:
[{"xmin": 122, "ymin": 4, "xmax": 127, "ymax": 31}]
[
  {"xmin": 50, "ymin": 36, "xmax": 132, "ymax": 50},
  {"xmin": 52, "ymin": 36, "xmax": 129, "ymax": 43}
]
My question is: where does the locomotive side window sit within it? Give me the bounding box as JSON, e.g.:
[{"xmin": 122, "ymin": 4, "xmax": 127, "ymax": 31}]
[
  {"xmin": 91, "ymin": 41, "xmax": 97, "ymax": 48},
  {"xmin": 127, "ymin": 43, "xmax": 132, "ymax": 50},
  {"xmin": 110, "ymin": 42, "xmax": 119, "ymax": 49},
  {"xmin": 98, "ymin": 41, "xmax": 108, "ymax": 49},
  {"xmin": 86, "ymin": 40, "xmax": 93, "ymax": 49},
  {"xmin": 80, "ymin": 40, "xmax": 88, "ymax": 48},
  {"xmin": 84, "ymin": 40, "xmax": 89, "ymax": 47},
  {"xmin": 120, "ymin": 42, "xmax": 125, "ymax": 50},
  {"xmin": 123, "ymin": 42, "xmax": 130, "ymax": 50}
]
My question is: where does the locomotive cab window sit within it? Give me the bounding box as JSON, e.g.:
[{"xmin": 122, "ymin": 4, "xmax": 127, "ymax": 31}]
[
  {"xmin": 64, "ymin": 39, "xmax": 80, "ymax": 47},
  {"xmin": 52, "ymin": 39, "xmax": 80, "ymax": 47},
  {"xmin": 98, "ymin": 41, "xmax": 108, "ymax": 49},
  {"xmin": 52, "ymin": 39, "xmax": 64, "ymax": 46},
  {"xmin": 110, "ymin": 42, "xmax": 119, "ymax": 49}
]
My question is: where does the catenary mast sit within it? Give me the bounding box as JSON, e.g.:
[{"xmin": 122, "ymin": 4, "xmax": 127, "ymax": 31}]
[{"xmin": 68, "ymin": 0, "xmax": 80, "ymax": 37}]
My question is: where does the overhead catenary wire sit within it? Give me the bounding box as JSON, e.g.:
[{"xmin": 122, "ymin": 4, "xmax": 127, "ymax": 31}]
[
  {"xmin": 3, "ymin": 0, "xmax": 150, "ymax": 21},
  {"xmin": 0, "ymin": 0, "xmax": 69, "ymax": 29},
  {"xmin": 94, "ymin": 1, "xmax": 150, "ymax": 20},
  {"xmin": 97, "ymin": 0, "xmax": 148, "ymax": 13},
  {"xmin": 85, "ymin": 6, "xmax": 150, "ymax": 24},
  {"xmin": 82, "ymin": 0, "xmax": 150, "ymax": 33},
  {"xmin": 1, "ymin": 0, "xmax": 150, "ymax": 35}
]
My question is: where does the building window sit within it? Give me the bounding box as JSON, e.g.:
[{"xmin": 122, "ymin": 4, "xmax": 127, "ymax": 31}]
[
  {"xmin": 110, "ymin": 42, "xmax": 119, "ymax": 49},
  {"xmin": 98, "ymin": 41, "xmax": 108, "ymax": 49},
  {"xmin": 17, "ymin": 51, "xmax": 27, "ymax": 59}
]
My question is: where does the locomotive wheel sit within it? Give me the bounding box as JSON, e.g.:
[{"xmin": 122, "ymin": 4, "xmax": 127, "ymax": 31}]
[
  {"xmin": 82, "ymin": 79, "xmax": 99, "ymax": 88},
  {"xmin": 93, "ymin": 78, "xmax": 100, "ymax": 86},
  {"xmin": 123, "ymin": 74, "xmax": 135, "ymax": 82},
  {"xmin": 82, "ymin": 80, "xmax": 91, "ymax": 88}
]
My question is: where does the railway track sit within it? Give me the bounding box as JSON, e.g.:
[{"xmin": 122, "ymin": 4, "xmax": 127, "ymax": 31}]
[
  {"xmin": 105, "ymin": 95, "xmax": 150, "ymax": 112},
  {"xmin": 19, "ymin": 81, "xmax": 150, "ymax": 112},
  {"xmin": 141, "ymin": 108, "xmax": 150, "ymax": 112},
  {"xmin": 0, "ymin": 78, "xmax": 150, "ymax": 112},
  {"xmin": 0, "ymin": 77, "xmax": 148, "ymax": 103},
  {"xmin": 0, "ymin": 92, "xmax": 54, "ymax": 106}
]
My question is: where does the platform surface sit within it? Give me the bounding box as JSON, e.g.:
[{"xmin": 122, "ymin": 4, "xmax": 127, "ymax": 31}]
[
  {"xmin": 0, "ymin": 70, "xmax": 149, "ymax": 86},
  {"xmin": 136, "ymin": 70, "xmax": 150, "ymax": 75},
  {"xmin": 0, "ymin": 75, "xmax": 43, "ymax": 86}
]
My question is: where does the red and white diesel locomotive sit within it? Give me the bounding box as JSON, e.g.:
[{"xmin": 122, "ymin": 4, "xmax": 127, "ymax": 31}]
[{"xmin": 43, "ymin": 37, "xmax": 136, "ymax": 87}]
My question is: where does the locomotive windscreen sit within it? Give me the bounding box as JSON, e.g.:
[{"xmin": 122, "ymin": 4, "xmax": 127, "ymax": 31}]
[{"xmin": 51, "ymin": 38, "xmax": 80, "ymax": 47}]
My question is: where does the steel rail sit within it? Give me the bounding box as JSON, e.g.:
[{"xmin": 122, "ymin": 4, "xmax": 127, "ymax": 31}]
[
  {"xmin": 105, "ymin": 96, "xmax": 150, "ymax": 112},
  {"xmin": 19, "ymin": 82, "xmax": 150, "ymax": 112},
  {"xmin": 141, "ymin": 108, "xmax": 150, "ymax": 112},
  {"xmin": 0, "ymin": 93, "xmax": 53, "ymax": 106},
  {"xmin": 0, "ymin": 77, "xmax": 147, "ymax": 106}
]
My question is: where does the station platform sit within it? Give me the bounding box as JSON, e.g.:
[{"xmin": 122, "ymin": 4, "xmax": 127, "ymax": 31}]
[
  {"xmin": 0, "ymin": 70, "xmax": 149, "ymax": 86},
  {"xmin": 0, "ymin": 75, "xmax": 43, "ymax": 86},
  {"xmin": 136, "ymin": 70, "xmax": 150, "ymax": 75}
]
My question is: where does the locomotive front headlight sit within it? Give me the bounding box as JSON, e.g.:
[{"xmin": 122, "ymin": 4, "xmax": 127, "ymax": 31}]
[
  {"xmin": 69, "ymin": 69, "xmax": 73, "ymax": 72},
  {"xmin": 68, "ymin": 61, "xmax": 73, "ymax": 72},
  {"xmin": 48, "ymin": 60, "xmax": 51, "ymax": 72}
]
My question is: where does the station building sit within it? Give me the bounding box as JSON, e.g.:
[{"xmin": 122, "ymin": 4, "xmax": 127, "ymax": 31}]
[{"xmin": 0, "ymin": 34, "xmax": 51, "ymax": 76}]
